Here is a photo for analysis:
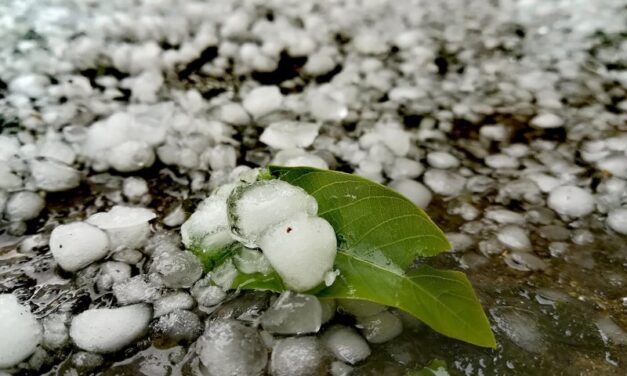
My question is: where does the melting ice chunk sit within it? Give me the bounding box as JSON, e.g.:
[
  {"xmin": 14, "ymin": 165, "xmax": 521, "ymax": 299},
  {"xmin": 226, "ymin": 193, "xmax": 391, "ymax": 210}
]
[
  {"xmin": 196, "ymin": 319, "xmax": 267, "ymax": 376},
  {"xmin": 270, "ymin": 337, "xmax": 327, "ymax": 376},
  {"xmin": 0, "ymin": 294, "xmax": 42, "ymax": 368},
  {"xmin": 356, "ymin": 311, "xmax": 403, "ymax": 344},
  {"xmin": 321, "ymin": 325, "xmax": 371, "ymax": 365},
  {"xmin": 150, "ymin": 251, "xmax": 203, "ymax": 288},
  {"xmin": 261, "ymin": 292, "xmax": 322, "ymax": 335},
  {"xmin": 181, "ymin": 196, "xmax": 234, "ymax": 252}
]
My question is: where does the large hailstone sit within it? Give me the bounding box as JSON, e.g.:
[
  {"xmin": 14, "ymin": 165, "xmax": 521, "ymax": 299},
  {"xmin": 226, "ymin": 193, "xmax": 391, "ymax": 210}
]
[
  {"xmin": 228, "ymin": 180, "xmax": 318, "ymax": 248},
  {"xmin": 50, "ymin": 221, "xmax": 110, "ymax": 272},
  {"xmin": 181, "ymin": 196, "xmax": 234, "ymax": 252},
  {"xmin": 258, "ymin": 213, "xmax": 337, "ymax": 292},
  {"xmin": 0, "ymin": 294, "xmax": 42, "ymax": 368}
]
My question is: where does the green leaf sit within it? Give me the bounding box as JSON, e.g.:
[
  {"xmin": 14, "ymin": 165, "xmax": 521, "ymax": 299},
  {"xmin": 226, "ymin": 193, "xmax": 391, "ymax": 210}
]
[
  {"xmin": 189, "ymin": 242, "xmax": 238, "ymax": 271},
  {"xmin": 319, "ymin": 253, "xmax": 496, "ymax": 348},
  {"xmin": 406, "ymin": 359, "xmax": 450, "ymax": 376},
  {"xmin": 268, "ymin": 166, "xmax": 495, "ymax": 348},
  {"xmin": 268, "ymin": 166, "xmax": 451, "ymax": 267},
  {"xmin": 231, "ymin": 270, "xmax": 285, "ymax": 292}
]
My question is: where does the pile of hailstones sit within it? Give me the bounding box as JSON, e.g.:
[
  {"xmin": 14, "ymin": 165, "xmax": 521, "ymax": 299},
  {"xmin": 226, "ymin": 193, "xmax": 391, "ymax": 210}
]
[{"xmin": 0, "ymin": 173, "xmax": 408, "ymax": 375}]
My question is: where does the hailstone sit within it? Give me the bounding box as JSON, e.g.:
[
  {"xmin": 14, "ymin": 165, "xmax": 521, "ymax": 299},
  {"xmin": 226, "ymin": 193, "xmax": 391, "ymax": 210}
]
[
  {"xmin": 228, "ymin": 180, "xmax": 318, "ymax": 248},
  {"xmin": 258, "ymin": 213, "xmax": 337, "ymax": 292}
]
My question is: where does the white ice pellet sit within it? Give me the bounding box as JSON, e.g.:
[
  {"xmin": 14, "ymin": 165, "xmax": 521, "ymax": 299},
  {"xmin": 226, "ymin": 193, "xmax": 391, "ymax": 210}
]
[
  {"xmin": 5, "ymin": 191, "xmax": 44, "ymax": 221},
  {"xmin": 308, "ymin": 90, "xmax": 348, "ymax": 122},
  {"xmin": 39, "ymin": 140, "xmax": 76, "ymax": 165},
  {"xmin": 181, "ymin": 196, "xmax": 234, "ymax": 252},
  {"xmin": 0, "ymin": 164, "xmax": 21, "ymax": 190},
  {"xmin": 30, "ymin": 158, "xmax": 81, "ymax": 192},
  {"xmin": 0, "ymin": 136, "xmax": 20, "ymax": 162},
  {"xmin": 303, "ymin": 52, "xmax": 336, "ymax": 76},
  {"xmin": 426, "ymin": 151, "xmax": 460, "ymax": 169},
  {"xmin": 42, "ymin": 314, "xmax": 69, "ymax": 350},
  {"xmin": 272, "ymin": 149, "xmax": 329, "ymax": 169},
  {"xmin": 321, "ymin": 325, "xmax": 371, "ymax": 365},
  {"xmin": 356, "ymin": 311, "xmax": 403, "ymax": 344},
  {"xmin": 485, "ymin": 154, "xmax": 519, "ymax": 169},
  {"xmin": 122, "ymin": 177, "xmax": 149, "ymax": 201},
  {"xmin": 353, "ymin": 32, "xmax": 388, "ymax": 55},
  {"xmin": 259, "ymin": 213, "xmax": 336, "ymax": 292},
  {"xmin": 229, "ymin": 180, "xmax": 318, "ymax": 248},
  {"xmin": 496, "ymin": 225, "xmax": 532, "ymax": 252},
  {"xmin": 50, "ymin": 222, "xmax": 110, "ymax": 272},
  {"xmin": 530, "ymin": 113, "xmax": 564, "ymax": 129},
  {"xmin": 338, "ymin": 300, "xmax": 386, "ymax": 317},
  {"xmin": 69, "ymin": 304, "xmax": 152, "ymax": 353},
  {"xmin": 0, "ymin": 294, "xmax": 42, "ymax": 368},
  {"xmin": 196, "ymin": 319, "xmax": 267, "ymax": 376},
  {"xmin": 270, "ymin": 337, "xmax": 327, "ymax": 376},
  {"xmin": 87, "ymin": 206, "xmax": 156, "ymax": 251},
  {"xmin": 597, "ymin": 156, "xmax": 627, "ymax": 179},
  {"xmin": 526, "ymin": 173, "xmax": 561, "ymax": 193},
  {"xmin": 107, "ymin": 140, "xmax": 156, "ymax": 172},
  {"xmin": 389, "ymin": 179, "xmax": 432, "ymax": 208},
  {"xmin": 547, "ymin": 185, "xmax": 595, "ymax": 218},
  {"xmin": 220, "ymin": 102, "xmax": 251, "ymax": 126},
  {"xmin": 260, "ymin": 121, "xmax": 320, "ymax": 150},
  {"xmin": 607, "ymin": 208, "xmax": 627, "ymax": 235},
  {"xmin": 385, "ymin": 158, "xmax": 424, "ymax": 180},
  {"xmin": 479, "ymin": 124, "xmax": 508, "ymax": 141},
  {"xmin": 261, "ymin": 292, "xmax": 322, "ymax": 335},
  {"xmin": 9, "ymin": 74, "xmax": 50, "ymax": 98},
  {"xmin": 423, "ymin": 169, "xmax": 466, "ymax": 196},
  {"xmin": 242, "ymin": 86, "xmax": 283, "ymax": 119}
]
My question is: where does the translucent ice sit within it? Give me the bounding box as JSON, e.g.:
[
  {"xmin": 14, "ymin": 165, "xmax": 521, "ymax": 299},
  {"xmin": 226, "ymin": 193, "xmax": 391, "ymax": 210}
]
[
  {"xmin": 150, "ymin": 251, "xmax": 203, "ymax": 288},
  {"xmin": 338, "ymin": 299, "xmax": 386, "ymax": 317},
  {"xmin": 356, "ymin": 311, "xmax": 403, "ymax": 344},
  {"xmin": 272, "ymin": 149, "xmax": 329, "ymax": 169},
  {"xmin": 113, "ymin": 275, "xmax": 162, "ymax": 304},
  {"xmin": 0, "ymin": 294, "xmax": 42, "ymax": 368},
  {"xmin": 270, "ymin": 337, "xmax": 327, "ymax": 376},
  {"xmin": 196, "ymin": 319, "xmax": 267, "ymax": 376},
  {"xmin": 321, "ymin": 325, "xmax": 371, "ymax": 365},
  {"xmin": 261, "ymin": 292, "xmax": 322, "ymax": 335},
  {"xmin": 181, "ymin": 196, "xmax": 234, "ymax": 252}
]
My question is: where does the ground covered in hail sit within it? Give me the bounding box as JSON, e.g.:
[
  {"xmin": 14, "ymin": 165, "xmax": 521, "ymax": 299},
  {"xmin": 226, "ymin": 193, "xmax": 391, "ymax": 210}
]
[{"xmin": 0, "ymin": 0, "xmax": 626, "ymax": 375}]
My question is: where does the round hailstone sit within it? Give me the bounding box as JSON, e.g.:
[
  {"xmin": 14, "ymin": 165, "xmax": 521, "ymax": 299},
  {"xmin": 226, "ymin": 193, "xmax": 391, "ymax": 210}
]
[
  {"xmin": 607, "ymin": 208, "xmax": 627, "ymax": 235},
  {"xmin": 426, "ymin": 151, "xmax": 460, "ymax": 169},
  {"xmin": 242, "ymin": 86, "xmax": 283, "ymax": 119},
  {"xmin": 196, "ymin": 319, "xmax": 267, "ymax": 376},
  {"xmin": 260, "ymin": 121, "xmax": 321, "ymax": 150},
  {"xmin": 5, "ymin": 191, "xmax": 45, "ymax": 221},
  {"xmin": 122, "ymin": 177, "xmax": 149, "ymax": 200},
  {"xmin": 272, "ymin": 149, "xmax": 329, "ymax": 169},
  {"xmin": 30, "ymin": 158, "xmax": 81, "ymax": 192},
  {"xmin": 259, "ymin": 214, "xmax": 336, "ymax": 292},
  {"xmin": 50, "ymin": 222, "xmax": 110, "ymax": 272},
  {"xmin": 270, "ymin": 337, "xmax": 327, "ymax": 376},
  {"xmin": 107, "ymin": 140, "xmax": 156, "ymax": 172},
  {"xmin": 8, "ymin": 74, "xmax": 50, "ymax": 98},
  {"xmin": 530, "ymin": 113, "xmax": 564, "ymax": 129},
  {"xmin": 260, "ymin": 292, "xmax": 322, "ymax": 334},
  {"xmin": 389, "ymin": 179, "xmax": 432, "ymax": 208},
  {"xmin": 321, "ymin": 325, "xmax": 371, "ymax": 365},
  {"xmin": 87, "ymin": 206, "xmax": 156, "ymax": 251},
  {"xmin": 96, "ymin": 261, "xmax": 131, "ymax": 291},
  {"xmin": 150, "ymin": 251, "xmax": 203, "ymax": 288},
  {"xmin": 356, "ymin": 311, "xmax": 403, "ymax": 344},
  {"xmin": 496, "ymin": 225, "xmax": 532, "ymax": 252},
  {"xmin": 228, "ymin": 180, "xmax": 318, "ymax": 248},
  {"xmin": 0, "ymin": 294, "xmax": 42, "ymax": 368},
  {"xmin": 69, "ymin": 304, "xmax": 152, "ymax": 353},
  {"xmin": 423, "ymin": 169, "xmax": 466, "ymax": 197},
  {"xmin": 181, "ymin": 196, "xmax": 234, "ymax": 252},
  {"xmin": 597, "ymin": 156, "xmax": 627, "ymax": 179},
  {"xmin": 547, "ymin": 186, "xmax": 595, "ymax": 218}
]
